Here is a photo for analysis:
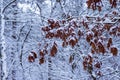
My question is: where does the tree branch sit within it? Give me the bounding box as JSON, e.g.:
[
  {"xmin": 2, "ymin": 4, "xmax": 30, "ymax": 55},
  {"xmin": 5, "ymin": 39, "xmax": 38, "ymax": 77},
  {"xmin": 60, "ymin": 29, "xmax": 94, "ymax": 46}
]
[
  {"xmin": 20, "ymin": 25, "xmax": 32, "ymax": 66},
  {"xmin": 2, "ymin": 0, "xmax": 16, "ymax": 13}
]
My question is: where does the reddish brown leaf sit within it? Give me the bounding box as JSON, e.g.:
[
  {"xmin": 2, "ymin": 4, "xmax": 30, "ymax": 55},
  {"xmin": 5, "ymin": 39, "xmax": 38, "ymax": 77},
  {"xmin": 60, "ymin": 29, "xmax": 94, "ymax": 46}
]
[
  {"xmin": 111, "ymin": 0, "xmax": 117, "ymax": 8},
  {"xmin": 55, "ymin": 21, "xmax": 60, "ymax": 28},
  {"xmin": 98, "ymin": 6, "xmax": 102, "ymax": 12},
  {"xmin": 40, "ymin": 51, "xmax": 44, "ymax": 57},
  {"xmin": 69, "ymin": 39, "xmax": 76, "ymax": 48},
  {"xmin": 73, "ymin": 21, "xmax": 78, "ymax": 27},
  {"xmin": 42, "ymin": 26, "xmax": 51, "ymax": 32},
  {"xmin": 62, "ymin": 20, "xmax": 66, "ymax": 24},
  {"xmin": 109, "ymin": 0, "xmax": 113, "ymax": 4},
  {"xmin": 84, "ymin": 22, "xmax": 89, "ymax": 29},
  {"xmin": 50, "ymin": 44, "xmax": 57, "ymax": 57},
  {"xmin": 83, "ymin": 61, "xmax": 87, "ymax": 70},
  {"xmin": 92, "ymin": 4, "xmax": 96, "ymax": 10},
  {"xmin": 31, "ymin": 51, "xmax": 37, "ymax": 58},
  {"xmin": 78, "ymin": 30, "xmax": 83, "ymax": 37},
  {"xmin": 97, "ymin": 71, "xmax": 102, "ymax": 76},
  {"xmin": 94, "ymin": 38, "xmax": 98, "ymax": 43},
  {"xmin": 50, "ymin": 23, "xmax": 56, "ymax": 29},
  {"xmin": 91, "ymin": 49, "xmax": 95, "ymax": 54},
  {"xmin": 45, "ymin": 32, "xmax": 54, "ymax": 38},
  {"xmin": 104, "ymin": 24, "xmax": 111, "ymax": 31},
  {"xmin": 90, "ymin": 41, "xmax": 96, "ymax": 51},
  {"xmin": 110, "ymin": 47, "xmax": 118, "ymax": 56},
  {"xmin": 39, "ymin": 57, "xmax": 44, "ymax": 64},
  {"xmin": 62, "ymin": 41, "xmax": 68, "ymax": 47},
  {"xmin": 48, "ymin": 19, "xmax": 54, "ymax": 24},
  {"xmin": 108, "ymin": 38, "xmax": 112, "ymax": 44},
  {"xmin": 86, "ymin": 0, "xmax": 92, "ymax": 8},
  {"xmin": 112, "ymin": 11, "xmax": 118, "ymax": 15},
  {"xmin": 69, "ymin": 55, "xmax": 74, "ymax": 63},
  {"xmin": 88, "ymin": 55, "xmax": 93, "ymax": 64},
  {"xmin": 107, "ymin": 38, "xmax": 112, "ymax": 49},
  {"xmin": 98, "ymin": 42, "xmax": 105, "ymax": 54},
  {"xmin": 43, "ymin": 49, "xmax": 48, "ymax": 54},
  {"xmin": 94, "ymin": 62, "xmax": 101, "ymax": 68},
  {"xmin": 86, "ymin": 36, "xmax": 91, "ymax": 42},
  {"xmin": 28, "ymin": 55, "xmax": 35, "ymax": 62},
  {"xmin": 86, "ymin": 34, "xmax": 93, "ymax": 42}
]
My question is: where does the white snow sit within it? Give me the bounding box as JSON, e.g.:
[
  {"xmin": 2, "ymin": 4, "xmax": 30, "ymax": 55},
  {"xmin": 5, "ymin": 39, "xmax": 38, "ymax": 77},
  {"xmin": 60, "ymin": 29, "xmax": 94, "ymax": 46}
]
[
  {"xmin": 1, "ymin": 0, "xmax": 120, "ymax": 80},
  {"xmin": 1, "ymin": 0, "xmax": 8, "ymax": 79}
]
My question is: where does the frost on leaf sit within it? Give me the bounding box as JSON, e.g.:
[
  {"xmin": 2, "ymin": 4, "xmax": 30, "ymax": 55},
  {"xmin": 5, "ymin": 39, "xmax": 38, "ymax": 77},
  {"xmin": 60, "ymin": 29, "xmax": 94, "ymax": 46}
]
[
  {"xmin": 69, "ymin": 38, "xmax": 77, "ymax": 48},
  {"xmin": 94, "ymin": 62, "xmax": 102, "ymax": 68},
  {"xmin": 42, "ymin": 26, "xmax": 51, "ymax": 32},
  {"xmin": 104, "ymin": 24, "xmax": 111, "ymax": 31},
  {"xmin": 62, "ymin": 41, "xmax": 68, "ymax": 47},
  {"xmin": 31, "ymin": 51, "xmax": 37, "ymax": 58},
  {"xmin": 83, "ymin": 55, "xmax": 93, "ymax": 70},
  {"xmin": 86, "ymin": 33, "xmax": 93, "ymax": 43},
  {"xmin": 28, "ymin": 55, "xmax": 35, "ymax": 62},
  {"xmin": 86, "ymin": 0, "xmax": 102, "ymax": 11},
  {"xmin": 28, "ymin": 52, "xmax": 37, "ymax": 62}
]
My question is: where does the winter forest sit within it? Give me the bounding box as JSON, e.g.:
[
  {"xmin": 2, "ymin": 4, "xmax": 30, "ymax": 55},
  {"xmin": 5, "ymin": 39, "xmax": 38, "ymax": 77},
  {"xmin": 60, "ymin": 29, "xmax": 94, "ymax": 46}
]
[{"xmin": 0, "ymin": 0, "xmax": 120, "ymax": 80}]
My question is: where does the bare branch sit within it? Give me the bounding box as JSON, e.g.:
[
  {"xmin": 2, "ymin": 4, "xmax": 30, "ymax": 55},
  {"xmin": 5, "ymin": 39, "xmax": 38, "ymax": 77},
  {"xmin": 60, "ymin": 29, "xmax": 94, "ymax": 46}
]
[
  {"xmin": 2, "ymin": 0, "xmax": 16, "ymax": 13},
  {"xmin": 20, "ymin": 25, "xmax": 32, "ymax": 66}
]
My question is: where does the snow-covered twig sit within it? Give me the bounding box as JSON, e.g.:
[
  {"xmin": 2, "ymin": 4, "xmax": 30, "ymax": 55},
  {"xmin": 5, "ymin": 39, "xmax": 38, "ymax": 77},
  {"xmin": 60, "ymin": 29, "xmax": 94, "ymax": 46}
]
[
  {"xmin": 2, "ymin": 0, "xmax": 16, "ymax": 13},
  {"xmin": 20, "ymin": 25, "xmax": 32, "ymax": 66},
  {"xmin": 1, "ymin": 0, "xmax": 8, "ymax": 79},
  {"xmin": 102, "ymin": 70, "xmax": 120, "ymax": 77}
]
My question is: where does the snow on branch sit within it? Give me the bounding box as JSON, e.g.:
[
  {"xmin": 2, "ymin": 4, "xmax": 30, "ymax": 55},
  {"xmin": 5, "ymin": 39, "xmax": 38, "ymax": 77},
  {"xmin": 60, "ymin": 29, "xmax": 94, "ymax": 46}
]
[{"xmin": 2, "ymin": 0, "xmax": 16, "ymax": 13}]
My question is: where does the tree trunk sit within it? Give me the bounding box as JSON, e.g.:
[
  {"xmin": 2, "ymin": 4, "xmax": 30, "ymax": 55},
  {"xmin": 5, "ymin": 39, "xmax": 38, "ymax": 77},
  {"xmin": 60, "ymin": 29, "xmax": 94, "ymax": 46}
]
[{"xmin": 1, "ymin": 0, "xmax": 8, "ymax": 79}]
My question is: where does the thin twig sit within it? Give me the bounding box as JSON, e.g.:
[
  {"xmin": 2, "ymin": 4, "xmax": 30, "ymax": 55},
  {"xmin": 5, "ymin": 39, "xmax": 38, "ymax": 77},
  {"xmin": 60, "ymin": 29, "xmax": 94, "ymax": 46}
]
[
  {"xmin": 2, "ymin": 0, "xmax": 16, "ymax": 13},
  {"xmin": 20, "ymin": 25, "xmax": 32, "ymax": 66},
  {"xmin": 36, "ymin": 3, "xmax": 45, "ymax": 26}
]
